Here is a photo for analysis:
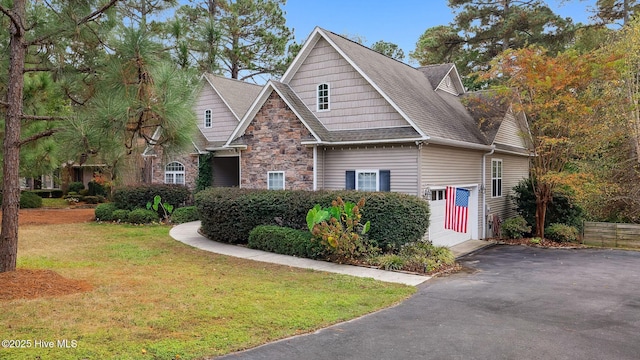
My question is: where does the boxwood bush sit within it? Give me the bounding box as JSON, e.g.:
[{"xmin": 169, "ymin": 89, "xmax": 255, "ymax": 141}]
[
  {"xmin": 127, "ymin": 208, "xmax": 159, "ymax": 224},
  {"xmin": 171, "ymin": 206, "xmax": 199, "ymax": 224},
  {"xmin": 68, "ymin": 182, "xmax": 85, "ymax": 194},
  {"xmin": 95, "ymin": 203, "xmax": 117, "ymax": 221},
  {"xmin": 112, "ymin": 209, "xmax": 131, "ymax": 222},
  {"xmin": 196, "ymin": 188, "xmax": 430, "ymax": 250},
  {"xmin": 248, "ymin": 225, "xmax": 325, "ymax": 259},
  {"xmin": 112, "ymin": 184, "xmax": 191, "ymax": 212},
  {"xmin": 20, "ymin": 191, "xmax": 43, "ymax": 209}
]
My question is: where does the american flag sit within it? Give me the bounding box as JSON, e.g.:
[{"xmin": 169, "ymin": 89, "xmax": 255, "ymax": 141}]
[{"xmin": 445, "ymin": 186, "xmax": 469, "ymax": 233}]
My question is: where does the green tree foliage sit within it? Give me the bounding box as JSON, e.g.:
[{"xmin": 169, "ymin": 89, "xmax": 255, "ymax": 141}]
[
  {"xmin": 412, "ymin": 0, "xmax": 576, "ymax": 87},
  {"xmin": 594, "ymin": 0, "xmax": 640, "ymax": 26},
  {"xmin": 168, "ymin": 0, "xmax": 293, "ymax": 80},
  {"xmin": 0, "ymin": 0, "xmax": 120, "ymax": 273},
  {"xmin": 370, "ymin": 40, "xmax": 405, "ymax": 60}
]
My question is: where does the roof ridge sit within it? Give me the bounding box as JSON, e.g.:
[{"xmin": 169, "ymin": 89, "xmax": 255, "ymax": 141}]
[
  {"xmin": 320, "ymin": 28, "xmax": 418, "ymax": 71},
  {"xmin": 204, "ymin": 73, "xmax": 263, "ymax": 88}
]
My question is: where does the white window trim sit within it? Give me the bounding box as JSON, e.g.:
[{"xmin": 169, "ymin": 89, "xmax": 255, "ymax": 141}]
[
  {"xmin": 204, "ymin": 109, "xmax": 212, "ymax": 128},
  {"xmin": 491, "ymin": 159, "xmax": 503, "ymax": 198},
  {"xmin": 356, "ymin": 169, "xmax": 379, "ymax": 192},
  {"xmin": 267, "ymin": 171, "xmax": 285, "ymax": 190},
  {"xmin": 165, "ymin": 161, "xmax": 186, "ymax": 185},
  {"xmin": 316, "ymin": 83, "xmax": 330, "ymax": 112}
]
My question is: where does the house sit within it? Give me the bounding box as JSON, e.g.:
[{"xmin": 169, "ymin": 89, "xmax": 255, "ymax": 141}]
[{"xmin": 149, "ymin": 27, "xmax": 531, "ymax": 246}]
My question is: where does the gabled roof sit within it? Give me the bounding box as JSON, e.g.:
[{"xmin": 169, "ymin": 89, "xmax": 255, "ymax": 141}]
[
  {"xmin": 202, "ymin": 74, "xmax": 262, "ymax": 121},
  {"xmin": 462, "ymin": 91, "xmax": 511, "ymax": 144},
  {"xmin": 282, "ymin": 27, "xmax": 489, "ymax": 147},
  {"xmin": 418, "ymin": 64, "xmax": 465, "ymax": 94},
  {"xmin": 226, "ymin": 80, "xmax": 327, "ymax": 146}
]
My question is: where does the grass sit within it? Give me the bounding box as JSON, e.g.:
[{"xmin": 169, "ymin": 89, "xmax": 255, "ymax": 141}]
[
  {"xmin": 1, "ymin": 223, "xmax": 415, "ymax": 359},
  {"xmin": 41, "ymin": 198, "xmax": 69, "ymax": 208}
]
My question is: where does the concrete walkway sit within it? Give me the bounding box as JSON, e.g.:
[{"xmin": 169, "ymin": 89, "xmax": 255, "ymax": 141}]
[{"xmin": 169, "ymin": 221, "xmax": 493, "ymax": 286}]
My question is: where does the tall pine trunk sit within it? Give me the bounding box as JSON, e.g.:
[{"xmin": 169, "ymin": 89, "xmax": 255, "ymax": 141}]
[{"xmin": 0, "ymin": 0, "xmax": 26, "ymax": 272}]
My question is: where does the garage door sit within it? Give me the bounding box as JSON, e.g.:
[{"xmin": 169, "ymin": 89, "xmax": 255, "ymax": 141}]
[{"xmin": 427, "ymin": 186, "xmax": 478, "ymax": 247}]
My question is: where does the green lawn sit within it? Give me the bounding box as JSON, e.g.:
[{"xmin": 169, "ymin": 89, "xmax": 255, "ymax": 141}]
[
  {"xmin": 40, "ymin": 198, "xmax": 69, "ymax": 208},
  {"xmin": 1, "ymin": 223, "xmax": 415, "ymax": 359}
]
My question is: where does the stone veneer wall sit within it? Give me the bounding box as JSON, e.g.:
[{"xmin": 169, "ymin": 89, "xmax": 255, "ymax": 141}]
[
  {"xmin": 149, "ymin": 147, "xmax": 199, "ymax": 191},
  {"xmin": 241, "ymin": 91, "xmax": 314, "ymax": 190}
]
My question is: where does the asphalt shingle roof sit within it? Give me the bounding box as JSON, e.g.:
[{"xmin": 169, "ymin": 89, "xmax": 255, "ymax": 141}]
[
  {"xmin": 418, "ymin": 64, "xmax": 454, "ymax": 90},
  {"xmin": 321, "ymin": 29, "xmax": 489, "ymax": 145},
  {"xmin": 203, "ymin": 74, "xmax": 262, "ymax": 120}
]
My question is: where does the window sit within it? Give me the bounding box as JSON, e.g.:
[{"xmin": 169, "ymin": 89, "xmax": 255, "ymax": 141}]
[
  {"xmin": 317, "ymin": 83, "xmax": 330, "ymax": 111},
  {"xmin": 204, "ymin": 109, "xmax": 212, "ymax": 128},
  {"xmin": 431, "ymin": 189, "xmax": 446, "ymax": 201},
  {"xmin": 165, "ymin": 162, "xmax": 185, "ymax": 185},
  {"xmin": 357, "ymin": 171, "xmax": 378, "ymax": 192},
  {"xmin": 345, "ymin": 170, "xmax": 391, "ymax": 192},
  {"xmin": 268, "ymin": 171, "xmax": 285, "ymax": 190},
  {"xmin": 492, "ymin": 159, "xmax": 502, "ymax": 197}
]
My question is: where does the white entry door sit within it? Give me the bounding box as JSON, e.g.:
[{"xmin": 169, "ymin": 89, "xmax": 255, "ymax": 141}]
[{"xmin": 427, "ymin": 185, "xmax": 478, "ymax": 247}]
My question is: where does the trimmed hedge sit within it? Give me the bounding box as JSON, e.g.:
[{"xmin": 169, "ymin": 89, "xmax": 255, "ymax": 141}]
[
  {"xmin": 95, "ymin": 203, "xmax": 117, "ymax": 221},
  {"xmin": 127, "ymin": 208, "xmax": 159, "ymax": 224},
  {"xmin": 248, "ymin": 225, "xmax": 325, "ymax": 259},
  {"xmin": 20, "ymin": 191, "xmax": 43, "ymax": 209},
  {"xmin": 196, "ymin": 188, "xmax": 430, "ymax": 250},
  {"xmin": 112, "ymin": 209, "xmax": 131, "ymax": 222},
  {"xmin": 68, "ymin": 182, "xmax": 85, "ymax": 193},
  {"xmin": 112, "ymin": 184, "xmax": 191, "ymax": 211},
  {"xmin": 171, "ymin": 206, "xmax": 199, "ymax": 224}
]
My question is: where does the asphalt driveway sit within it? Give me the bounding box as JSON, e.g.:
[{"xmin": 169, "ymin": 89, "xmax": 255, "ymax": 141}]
[{"xmin": 215, "ymin": 245, "xmax": 640, "ymax": 360}]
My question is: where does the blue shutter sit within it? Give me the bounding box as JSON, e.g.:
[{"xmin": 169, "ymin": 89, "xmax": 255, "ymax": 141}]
[
  {"xmin": 345, "ymin": 171, "xmax": 355, "ymax": 190},
  {"xmin": 380, "ymin": 170, "xmax": 390, "ymax": 192}
]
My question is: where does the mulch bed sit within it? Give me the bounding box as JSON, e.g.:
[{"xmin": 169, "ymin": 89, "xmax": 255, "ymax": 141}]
[
  {"xmin": 495, "ymin": 237, "xmax": 586, "ymax": 248},
  {"xmin": 0, "ymin": 208, "xmax": 96, "ymax": 301},
  {"xmin": 0, "ymin": 269, "xmax": 93, "ymax": 301}
]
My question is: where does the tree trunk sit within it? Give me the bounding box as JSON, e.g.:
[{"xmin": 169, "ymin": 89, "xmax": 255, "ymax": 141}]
[
  {"xmin": 0, "ymin": 0, "xmax": 26, "ymax": 273},
  {"xmin": 534, "ymin": 181, "xmax": 552, "ymax": 239}
]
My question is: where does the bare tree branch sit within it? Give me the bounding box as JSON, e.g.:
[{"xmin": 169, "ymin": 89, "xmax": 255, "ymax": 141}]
[
  {"xmin": 22, "ymin": 114, "xmax": 69, "ymax": 121},
  {"xmin": 77, "ymin": 0, "xmax": 119, "ymax": 26},
  {"xmin": 19, "ymin": 128, "xmax": 62, "ymax": 147},
  {"xmin": 0, "ymin": 5, "xmax": 22, "ymax": 34}
]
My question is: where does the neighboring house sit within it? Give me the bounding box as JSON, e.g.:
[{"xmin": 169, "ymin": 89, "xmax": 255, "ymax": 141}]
[{"xmin": 147, "ymin": 27, "xmax": 532, "ymax": 246}]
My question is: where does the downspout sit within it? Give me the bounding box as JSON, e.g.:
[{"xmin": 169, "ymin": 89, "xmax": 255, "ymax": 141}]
[
  {"xmin": 416, "ymin": 141, "xmax": 424, "ymax": 198},
  {"xmin": 313, "ymin": 145, "xmax": 318, "ymax": 191},
  {"xmin": 482, "ymin": 145, "xmax": 496, "ymax": 239}
]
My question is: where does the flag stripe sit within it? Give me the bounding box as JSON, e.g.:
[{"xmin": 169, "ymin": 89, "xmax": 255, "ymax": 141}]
[{"xmin": 445, "ymin": 186, "xmax": 469, "ymax": 233}]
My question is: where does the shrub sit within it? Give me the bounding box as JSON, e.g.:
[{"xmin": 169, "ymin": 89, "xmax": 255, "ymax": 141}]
[
  {"xmin": 372, "ymin": 254, "xmax": 405, "ymax": 271},
  {"xmin": 512, "ymin": 178, "xmax": 585, "ymax": 232},
  {"xmin": 87, "ymin": 180, "xmax": 107, "ymax": 197},
  {"xmin": 68, "ymin": 182, "xmax": 85, "ymax": 194},
  {"xmin": 95, "ymin": 203, "xmax": 117, "ymax": 221},
  {"xmin": 195, "ymin": 188, "xmax": 430, "ymax": 249},
  {"xmin": 83, "ymin": 196, "xmax": 100, "ymax": 204},
  {"xmin": 545, "ymin": 223, "xmax": 580, "ymax": 243},
  {"xmin": 112, "ymin": 209, "xmax": 131, "ymax": 222},
  {"xmin": 126, "ymin": 208, "xmax": 158, "ymax": 224},
  {"xmin": 171, "ymin": 206, "xmax": 199, "ymax": 224},
  {"xmin": 19, "ymin": 191, "xmax": 43, "ymax": 209},
  {"xmin": 501, "ymin": 216, "xmax": 531, "ymax": 239},
  {"xmin": 248, "ymin": 225, "xmax": 325, "ymax": 259},
  {"xmin": 33, "ymin": 189, "xmax": 64, "ymax": 198},
  {"xmin": 112, "ymin": 184, "xmax": 191, "ymax": 212}
]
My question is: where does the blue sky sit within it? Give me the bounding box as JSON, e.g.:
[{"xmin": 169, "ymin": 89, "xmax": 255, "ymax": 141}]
[{"xmin": 284, "ymin": 0, "xmax": 598, "ymax": 62}]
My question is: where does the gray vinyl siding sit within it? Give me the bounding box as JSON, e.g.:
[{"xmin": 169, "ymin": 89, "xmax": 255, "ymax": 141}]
[
  {"xmin": 494, "ymin": 111, "xmax": 527, "ymax": 149},
  {"xmin": 288, "ymin": 38, "xmax": 409, "ymax": 131},
  {"xmin": 315, "ymin": 146, "xmax": 324, "ymax": 189},
  {"xmin": 421, "ymin": 145, "xmax": 484, "ymax": 233},
  {"xmin": 319, "ymin": 144, "xmax": 419, "ymax": 195},
  {"xmin": 436, "ymin": 74, "xmax": 458, "ymax": 95},
  {"xmin": 485, "ymin": 154, "xmax": 529, "ymax": 221},
  {"xmin": 194, "ymin": 84, "xmax": 240, "ymax": 142}
]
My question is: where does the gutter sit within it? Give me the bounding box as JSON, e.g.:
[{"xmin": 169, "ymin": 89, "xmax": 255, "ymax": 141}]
[{"xmin": 482, "ymin": 145, "xmax": 496, "ymax": 239}]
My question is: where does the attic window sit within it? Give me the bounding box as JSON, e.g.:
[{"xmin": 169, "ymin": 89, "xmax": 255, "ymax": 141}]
[
  {"xmin": 317, "ymin": 83, "xmax": 330, "ymax": 111},
  {"xmin": 204, "ymin": 109, "xmax": 212, "ymax": 128}
]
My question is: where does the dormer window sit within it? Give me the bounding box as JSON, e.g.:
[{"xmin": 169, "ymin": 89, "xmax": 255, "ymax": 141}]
[
  {"xmin": 204, "ymin": 109, "xmax": 212, "ymax": 128},
  {"xmin": 317, "ymin": 83, "xmax": 330, "ymax": 111}
]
